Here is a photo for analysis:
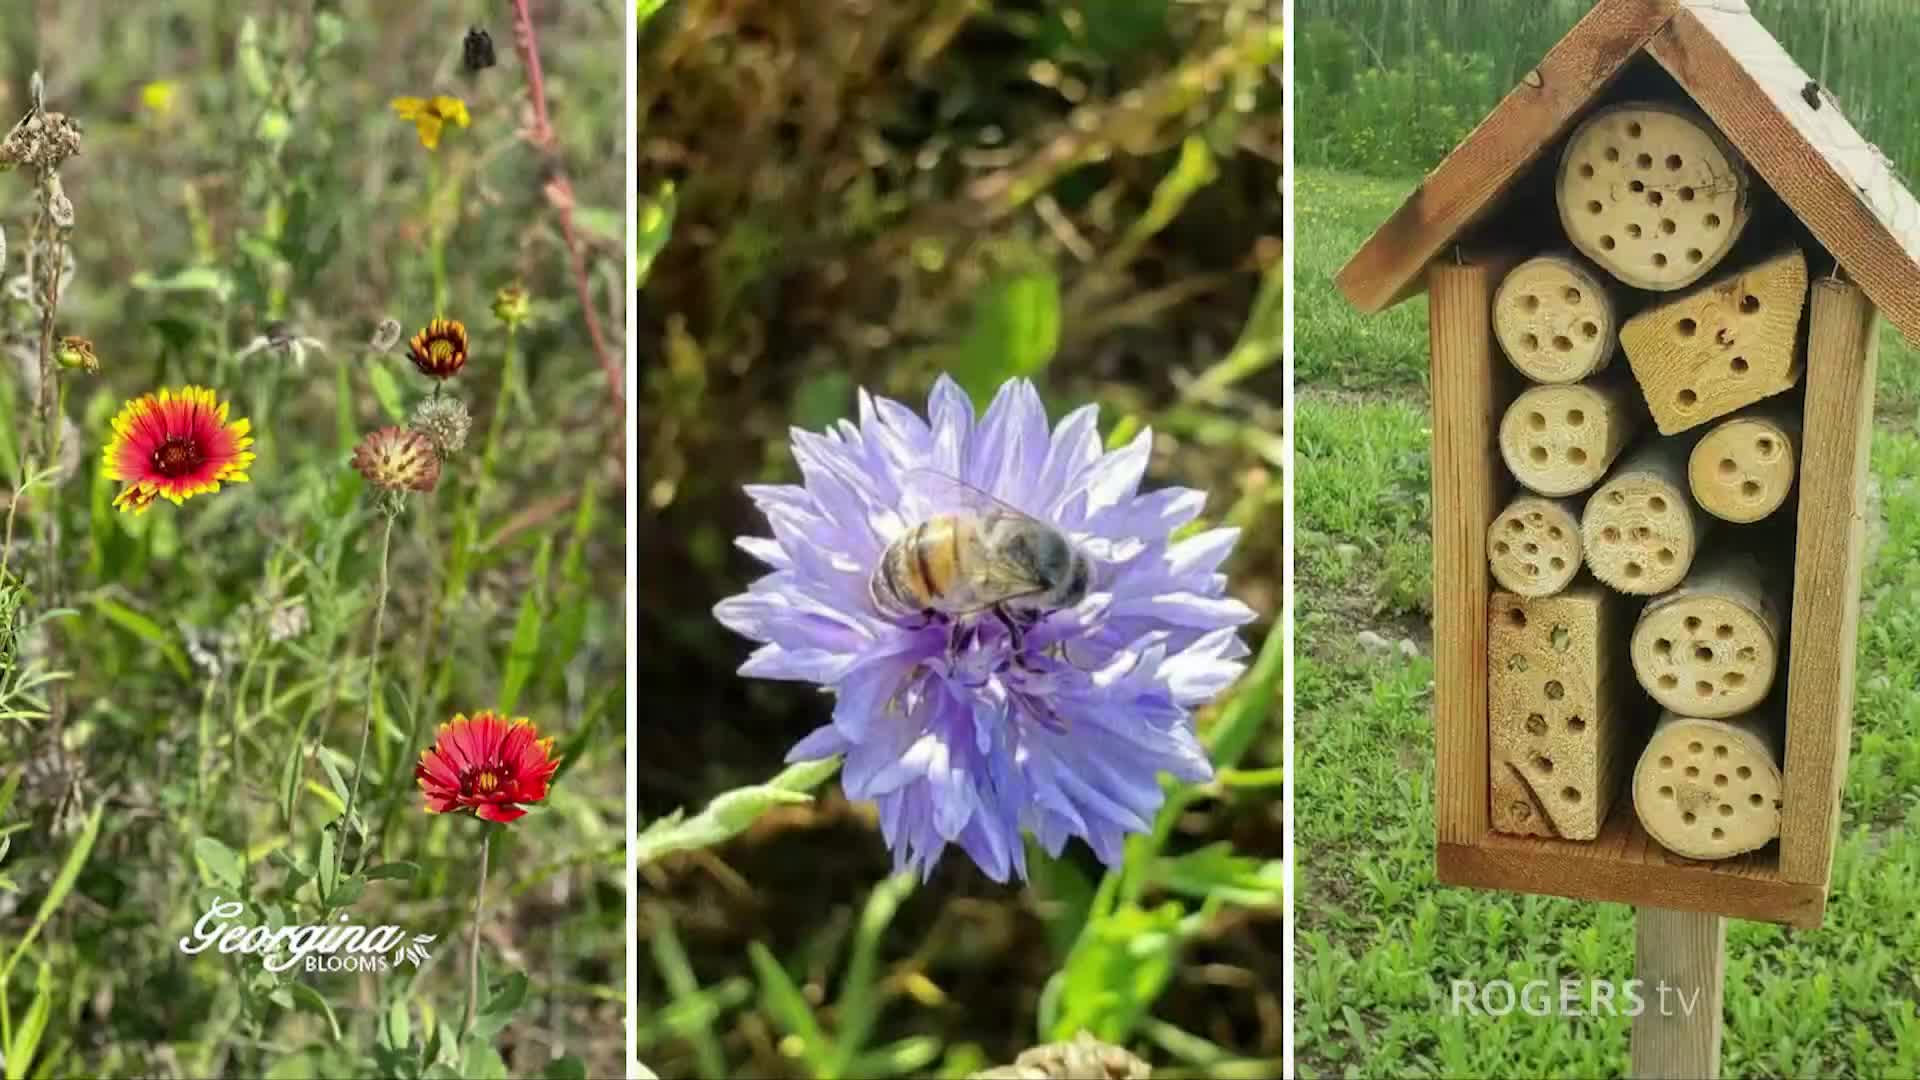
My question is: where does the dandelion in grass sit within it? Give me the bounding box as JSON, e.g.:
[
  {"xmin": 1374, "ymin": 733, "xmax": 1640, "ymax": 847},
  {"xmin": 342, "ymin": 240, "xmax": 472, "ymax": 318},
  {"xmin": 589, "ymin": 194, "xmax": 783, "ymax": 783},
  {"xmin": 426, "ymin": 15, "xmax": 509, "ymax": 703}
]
[
  {"xmin": 351, "ymin": 426, "xmax": 441, "ymax": 493},
  {"xmin": 390, "ymin": 94, "xmax": 470, "ymax": 150},
  {"xmin": 415, "ymin": 711, "xmax": 561, "ymax": 823},
  {"xmin": 102, "ymin": 385, "xmax": 255, "ymax": 514},
  {"xmin": 714, "ymin": 376, "xmax": 1254, "ymax": 880},
  {"xmin": 406, "ymin": 317, "xmax": 469, "ymax": 379}
]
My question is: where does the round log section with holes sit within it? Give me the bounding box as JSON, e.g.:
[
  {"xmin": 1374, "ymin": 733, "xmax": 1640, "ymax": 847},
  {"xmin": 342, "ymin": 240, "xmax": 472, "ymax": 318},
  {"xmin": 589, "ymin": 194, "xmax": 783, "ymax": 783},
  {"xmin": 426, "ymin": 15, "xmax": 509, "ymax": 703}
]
[
  {"xmin": 1580, "ymin": 436, "xmax": 1709, "ymax": 593},
  {"xmin": 1629, "ymin": 551, "xmax": 1784, "ymax": 718},
  {"xmin": 1557, "ymin": 102, "xmax": 1752, "ymax": 292},
  {"xmin": 1498, "ymin": 380, "xmax": 1640, "ymax": 497},
  {"xmin": 1687, "ymin": 405, "xmax": 1801, "ymax": 523},
  {"xmin": 1488, "ymin": 495, "xmax": 1584, "ymax": 597},
  {"xmin": 1633, "ymin": 709, "xmax": 1783, "ymax": 860},
  {"xmin": 1619, "ymin": 248, "xmax": 1808, "ymax": 434},
  {"xmin": 1494, "ymin": 254, "xmax": 1620, "ymax": 382}
]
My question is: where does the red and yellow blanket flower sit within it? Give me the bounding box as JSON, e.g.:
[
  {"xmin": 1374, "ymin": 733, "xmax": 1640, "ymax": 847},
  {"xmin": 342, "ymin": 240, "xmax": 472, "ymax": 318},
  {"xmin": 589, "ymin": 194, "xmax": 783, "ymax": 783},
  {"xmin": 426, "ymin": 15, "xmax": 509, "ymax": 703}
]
[
  {"xmin": 102, "ymin": 385, "xmax": 255, "ymax": 513},
  {"xmin": 415, "ymin": 712, "xmax": 561, "ymax": 824}
]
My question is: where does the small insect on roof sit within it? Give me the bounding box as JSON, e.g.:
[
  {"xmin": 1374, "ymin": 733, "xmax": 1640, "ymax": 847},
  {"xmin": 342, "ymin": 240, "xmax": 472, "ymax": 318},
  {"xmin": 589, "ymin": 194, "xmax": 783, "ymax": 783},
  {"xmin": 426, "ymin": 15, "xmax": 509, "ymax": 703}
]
[{"xmin": 1334, "ymin": 0, "xmax": 1920, "ymax": 348}]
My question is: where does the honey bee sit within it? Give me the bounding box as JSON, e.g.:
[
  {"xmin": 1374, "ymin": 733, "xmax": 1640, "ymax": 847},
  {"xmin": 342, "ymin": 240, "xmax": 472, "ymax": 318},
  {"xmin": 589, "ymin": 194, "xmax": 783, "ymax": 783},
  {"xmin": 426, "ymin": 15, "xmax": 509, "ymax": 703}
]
[{"xmin": 870, "ymin": 470, "xmax": 1091, "ymax": 647}]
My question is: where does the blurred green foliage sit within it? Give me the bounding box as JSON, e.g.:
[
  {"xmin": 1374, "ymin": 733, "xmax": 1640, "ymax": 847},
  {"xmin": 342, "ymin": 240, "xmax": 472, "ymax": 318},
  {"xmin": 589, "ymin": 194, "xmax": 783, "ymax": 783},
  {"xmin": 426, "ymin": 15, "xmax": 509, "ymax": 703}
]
[{"xmin": 0, "ymin": 3, "xmax": 626, "ymax": 1077}]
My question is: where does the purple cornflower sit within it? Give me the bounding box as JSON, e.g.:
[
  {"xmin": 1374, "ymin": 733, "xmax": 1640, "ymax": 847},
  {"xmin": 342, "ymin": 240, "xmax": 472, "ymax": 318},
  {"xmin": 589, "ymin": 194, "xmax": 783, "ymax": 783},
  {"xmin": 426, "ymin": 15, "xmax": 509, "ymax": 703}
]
[{"xmin": 714, "ymin": 377, "xmax": 1254, "ymax": 880}]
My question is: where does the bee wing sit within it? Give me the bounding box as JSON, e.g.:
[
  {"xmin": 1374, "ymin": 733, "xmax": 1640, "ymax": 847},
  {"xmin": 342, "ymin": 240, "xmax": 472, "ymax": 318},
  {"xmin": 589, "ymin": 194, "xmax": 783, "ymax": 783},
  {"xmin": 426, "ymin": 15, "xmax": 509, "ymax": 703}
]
[{"xmin": 898, "ymin": 468, "xmax": 1044, "ymax": 525}]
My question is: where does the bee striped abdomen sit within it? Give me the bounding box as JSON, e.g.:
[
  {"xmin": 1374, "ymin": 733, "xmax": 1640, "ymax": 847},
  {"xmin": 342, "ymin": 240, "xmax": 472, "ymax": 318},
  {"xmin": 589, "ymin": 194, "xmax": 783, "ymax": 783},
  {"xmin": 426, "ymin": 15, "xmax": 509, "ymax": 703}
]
[{"xmin": 872, "ymin": 515, "xmax": 974, "ymax": 616}]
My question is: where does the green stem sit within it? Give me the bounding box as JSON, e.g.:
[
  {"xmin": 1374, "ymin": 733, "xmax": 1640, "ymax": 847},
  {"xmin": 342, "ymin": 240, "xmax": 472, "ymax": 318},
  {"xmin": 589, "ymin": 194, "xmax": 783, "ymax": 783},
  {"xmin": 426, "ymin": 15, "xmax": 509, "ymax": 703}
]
[
  {"xmin": 466, "ymin": 825, "xmax": 492, "ymax": 1036},
  {"xmin": 429, "ymin": 154, "xmax": 447, "ymax": 317},
  {"xmin": 342, "ymin": 511, "xmax": 396, "ymax": 865}
]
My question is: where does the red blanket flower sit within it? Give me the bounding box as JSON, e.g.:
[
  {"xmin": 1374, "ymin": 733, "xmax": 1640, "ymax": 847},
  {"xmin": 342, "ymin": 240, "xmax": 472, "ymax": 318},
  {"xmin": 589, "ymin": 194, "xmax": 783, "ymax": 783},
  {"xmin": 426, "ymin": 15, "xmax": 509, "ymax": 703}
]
[{"xmin": 415, "ymin": 712, "xmax": 561, "ymax": 823}]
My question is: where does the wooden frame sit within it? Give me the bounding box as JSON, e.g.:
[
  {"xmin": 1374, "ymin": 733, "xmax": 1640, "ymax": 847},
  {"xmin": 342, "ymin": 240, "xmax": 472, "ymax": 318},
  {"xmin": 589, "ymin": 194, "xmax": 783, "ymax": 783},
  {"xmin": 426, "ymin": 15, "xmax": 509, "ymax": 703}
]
[{"xmin": 1341, "ymin": 0, "xmax": 1915, "ymax": 930}]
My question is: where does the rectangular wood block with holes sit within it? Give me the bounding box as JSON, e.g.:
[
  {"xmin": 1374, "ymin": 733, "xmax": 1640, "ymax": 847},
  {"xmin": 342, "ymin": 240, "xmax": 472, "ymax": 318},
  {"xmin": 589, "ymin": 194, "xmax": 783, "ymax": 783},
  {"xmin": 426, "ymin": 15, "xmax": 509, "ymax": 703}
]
[{"xmin": 1488, "ymin": 584, "xmax": 1637, "ymax": 841}]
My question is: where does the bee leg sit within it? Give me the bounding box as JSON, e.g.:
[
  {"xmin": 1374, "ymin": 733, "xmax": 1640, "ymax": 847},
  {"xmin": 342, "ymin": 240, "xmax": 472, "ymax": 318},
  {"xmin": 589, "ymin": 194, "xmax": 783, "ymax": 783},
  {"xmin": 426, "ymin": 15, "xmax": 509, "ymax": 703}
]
[{"xmin": 992, "ymin": 605, "xmax": 1026, "ymax": 654}]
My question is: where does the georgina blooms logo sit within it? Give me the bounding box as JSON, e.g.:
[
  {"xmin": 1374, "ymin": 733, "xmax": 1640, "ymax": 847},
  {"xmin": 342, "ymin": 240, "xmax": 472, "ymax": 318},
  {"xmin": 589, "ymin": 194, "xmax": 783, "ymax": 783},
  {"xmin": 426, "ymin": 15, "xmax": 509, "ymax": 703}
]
[{"xmin": 178, "ymin": 898, "xmax": 437, "ymax": 974}]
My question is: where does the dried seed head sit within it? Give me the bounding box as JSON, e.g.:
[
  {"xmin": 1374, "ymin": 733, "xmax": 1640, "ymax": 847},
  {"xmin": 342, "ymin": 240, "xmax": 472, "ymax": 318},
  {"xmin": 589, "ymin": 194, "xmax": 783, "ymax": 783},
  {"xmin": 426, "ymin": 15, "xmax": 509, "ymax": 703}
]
[
  {"xmin": 370, "ymin": 318, "xmax": 404, "ymax": 352},
  {"xmin": 0, "ymin": 109, "xmax": 82, "ymax": 173},
  {"xmin": 352, "ymin": 426, "xmax": 441, "ymax": 493},
  {"xmin": 411, "ymin": 395, "xmax": 471, "ymax": 457}
]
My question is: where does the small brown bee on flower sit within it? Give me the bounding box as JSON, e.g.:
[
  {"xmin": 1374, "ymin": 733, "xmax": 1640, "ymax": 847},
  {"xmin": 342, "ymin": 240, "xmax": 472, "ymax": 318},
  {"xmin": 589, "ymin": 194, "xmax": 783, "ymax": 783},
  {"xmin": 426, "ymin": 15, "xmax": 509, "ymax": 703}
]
[{"xmin": 406, "ymin": 318, "xmax": 469, "ymax": 379}]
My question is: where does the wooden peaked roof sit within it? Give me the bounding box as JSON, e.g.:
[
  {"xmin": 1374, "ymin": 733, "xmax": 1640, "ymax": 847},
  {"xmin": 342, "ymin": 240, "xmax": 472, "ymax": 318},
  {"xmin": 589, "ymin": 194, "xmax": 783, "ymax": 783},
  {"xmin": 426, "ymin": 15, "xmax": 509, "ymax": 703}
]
[{"xmin": 1336, "ymin": 0, "xmax": 1920, "ymax": 344}]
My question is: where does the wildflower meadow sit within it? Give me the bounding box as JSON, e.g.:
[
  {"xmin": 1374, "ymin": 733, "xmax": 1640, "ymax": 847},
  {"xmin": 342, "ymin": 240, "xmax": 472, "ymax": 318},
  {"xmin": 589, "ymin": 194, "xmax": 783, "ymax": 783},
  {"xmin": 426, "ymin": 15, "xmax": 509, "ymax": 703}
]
[
  {"xmin": 638, "ymin": 3, "xmax": 1284, "ymax": 1077},
  {"xmin": 0, "ymin": 4, "xmax": 626, "ymax": 1078}
]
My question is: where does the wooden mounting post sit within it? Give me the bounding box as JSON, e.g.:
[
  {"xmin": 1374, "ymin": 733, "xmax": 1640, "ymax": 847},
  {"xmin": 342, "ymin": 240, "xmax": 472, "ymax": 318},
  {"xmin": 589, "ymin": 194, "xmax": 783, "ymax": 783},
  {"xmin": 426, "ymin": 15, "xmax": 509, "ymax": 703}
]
[{"xmin": 1631, "ymin": 907, "xmax": 1726, "ymax": 1079}]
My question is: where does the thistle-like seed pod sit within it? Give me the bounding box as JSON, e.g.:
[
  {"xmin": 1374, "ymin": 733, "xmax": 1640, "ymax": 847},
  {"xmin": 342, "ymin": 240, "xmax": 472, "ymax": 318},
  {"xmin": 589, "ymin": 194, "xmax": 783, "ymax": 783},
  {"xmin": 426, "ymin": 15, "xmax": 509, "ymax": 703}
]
[{"xmin": 411, "ymin": 395, "xmax": 471, "ymax": 457}]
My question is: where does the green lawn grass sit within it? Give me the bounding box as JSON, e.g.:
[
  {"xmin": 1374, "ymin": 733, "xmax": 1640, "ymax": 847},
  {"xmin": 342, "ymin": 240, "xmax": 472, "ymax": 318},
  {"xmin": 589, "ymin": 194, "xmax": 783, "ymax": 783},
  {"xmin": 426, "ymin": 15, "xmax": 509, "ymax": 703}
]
[{"xmin": 1294, "ymin": 166, "xmax": 1920, "ymax": 1079}]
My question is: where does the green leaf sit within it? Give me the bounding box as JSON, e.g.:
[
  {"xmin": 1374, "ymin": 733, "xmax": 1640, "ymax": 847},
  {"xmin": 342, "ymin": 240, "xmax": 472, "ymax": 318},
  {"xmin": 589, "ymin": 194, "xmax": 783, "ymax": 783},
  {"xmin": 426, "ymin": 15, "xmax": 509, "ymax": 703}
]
[
  {"xmin": 498, "ymin": 538, "xmax": 550, "ymax": 714},
  {"xmin": 363, "ymin": 862, "xmax": 420, "ymax": 881},
  {"xmin": 636, "ymin": 182, "xmax": 676, "ymax": 288},
  {"xmin": 367, "ymin": 362, "xmax": 407, "ymax": 423},
  {"xmin": 4, "ymin": 962, "xmax": 52, "ymax": 1080},
  {"xmin": 1204, "ymin": 621, "xmax": 1284, "ymax": 770},
  {"xmin": 746, "ymin": 943, "xmax": 830, "ymax": 1072},
  {"xmin": 90, "ymin": 596, "xmax": 191, "ymax": 679},
  {"xmin": 386, "ymin": 997, "xmax": 412, "ymax": 1051},
  {"xmin": 830, "ymin": 874, "xmax": 916, "ymax": 1074},
  {"xmin": 1151, "ymin": 843, "xmax": 1283, "ymax": 907},
  {"xmin": 460, "ymin": 1040, "xmax": 508, "ymax": 1080},
  {"xmin": 193, "ymin": 836, "xmax": 245, "ymax": 892},
  {"xmin": 0, "ymin": 769, "xmax": 21, "ymax": 820},
  {"xmin": 3, "ymin": 804, "xmax": 103, "ymax": 983},
  {"xmin": 471, "ymin": 972, "xmax": 529, "ymax": 1039},
  {"xmin": 1050, "ymin": 900, "xmax": 1187, "ymax": 1043},
  {"xmin": 316, "ymin": 825, "xmax": 340, "ymax": 904},
  {"xmin": 954, "ymin": 269, "xmax": 1061, "ymax": 407},
  {"xmin": 849, "ymin": 1036, "xmax": 943, "ymax": 1078},
  {"xmin": 288, "ymin": 983, "xmax": 343, "ymax": 1042},
  {"xmin": 542, "ymin": 1056, "xmax": 588, "ymax": 1080},
  {"xmin": 130, "ymin": 266, "xmax": 234, "ymax": 303}
]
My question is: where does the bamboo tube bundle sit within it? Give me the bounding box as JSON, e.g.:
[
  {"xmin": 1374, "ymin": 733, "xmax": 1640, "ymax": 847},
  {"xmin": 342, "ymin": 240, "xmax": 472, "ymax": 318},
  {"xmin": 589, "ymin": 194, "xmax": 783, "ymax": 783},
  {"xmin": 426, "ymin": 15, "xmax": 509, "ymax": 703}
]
[
  {"xmin": 1632, "ymin": 708, "xmax": 1783, "ymax": 860},
  {"xmin": 1687, "ymin": 404, "xmax": 1801, "ymax": 523},
  {"xmin": 1619, "ymin": 248, "xmax": 1808, "ymax": 434},
  {"xmin": 1494, "ymin": 254, "xmax": 1621, "ymax": 382},
  {"xmin": 1488, "ymin": 495, "xmax": 1584, "ymax": 597},
  {"xmin": 1629, "ymin": 551, "xmax": 1785, "ymax": 719},
  {"xmin": 1556, "ymin": 102, "xmax": 1752, "ymax": 292},
  {"xmin": 1498, "ymin": 380, "xmax": 1641, "ymax": 497},
  {"xmin": 1580, "ymin": 436, "xmax": 1711, "ymax": 594},
  {"xmin": 1488, "ymin": 584, "xmax": 1636, "ymax": 840}
]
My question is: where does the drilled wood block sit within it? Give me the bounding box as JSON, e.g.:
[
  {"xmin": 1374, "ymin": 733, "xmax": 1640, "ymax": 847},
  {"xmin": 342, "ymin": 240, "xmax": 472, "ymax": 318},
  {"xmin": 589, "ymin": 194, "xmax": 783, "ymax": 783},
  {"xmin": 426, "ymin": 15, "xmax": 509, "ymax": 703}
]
[
  {"xmin": 1499, "ymin": 380, "xmax": 1641, "ymax": 497},
  {"xmin": 1558, "ymin": 101, "xmax": 1752, "ymax": 291},
  {"xmin": 1629, "ymin": 550, "xmax": 1785, "ymax": 719},
  {"xmin": 1489, "ymin": 495, "xmax": 1584, "ymax": 597},
  {"xmin": 1634, "ymin": 709, "xmax": 1783, "ymax": 861},
  {"xmin": 1582, "ymin": 435, "xmax": 1712, "ymax": 594},
  {"xmin": 1620, "ymin": 248, "xmax": 1808, "ymax": 434},
  {"xmin": 1489, "ymin": 583, "xmax": 1638, "ymax": 840},
  {"xmin": 1494, "ymin": 254, "xmax": 1620, "ymax": 382},
  {"xmin": 1687, "ymin": 404, "xmax": 1801, "ymax": 523}
]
